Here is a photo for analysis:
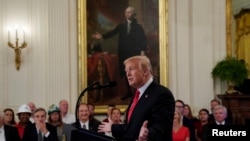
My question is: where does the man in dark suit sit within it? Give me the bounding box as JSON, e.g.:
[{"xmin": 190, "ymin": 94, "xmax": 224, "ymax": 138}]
[
  {"xmin": 92, "ymin": 6, "xmax": 147, "ymax": 99},
  {"xmin": 0, "ymin": 111, "xmax": 20, "ymax": 141},
  {"xmin": 72, "ymin": 103, "xmax": 101, "ymax": 132},
  {"xmin": 21, "ymin": 107, "xmax": 58, "ymax": 141},
  {"xmin": 98, "ymin": 55, "xmax": 175, "ymax": 141},
  {"xmin": 203, "ymin": 105, "xmax": 230, "ymax": 141}
]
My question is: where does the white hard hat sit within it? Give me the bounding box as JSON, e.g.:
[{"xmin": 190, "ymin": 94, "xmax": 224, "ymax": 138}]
[{"xmin": 17, "ymin": 104, "xmax": 32, "ymax": 114}]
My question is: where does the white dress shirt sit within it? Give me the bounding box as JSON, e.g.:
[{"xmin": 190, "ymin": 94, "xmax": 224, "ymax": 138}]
[{"xmin": 0, "ymin": 126, "xmax": 6, "ymax": 141}]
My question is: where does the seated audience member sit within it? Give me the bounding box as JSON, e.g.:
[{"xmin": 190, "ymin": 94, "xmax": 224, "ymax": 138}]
[
  {"xmin": 110, "ymin": 107, "xmax": 122, "ymax": 124},
  {"xmin": 172, "ymin": 109, "xmax": 190, "ymax": 141},
  {"xmin": 47, "ymin": 104, "xmax": 75, "ymax": 141},
  {"xmin": 87, "ymin": 103, "xmax": 97, "ymax": 120},
  {"xmin": 208, "ymin": 99, "xmax": 220, "ymax": 123},
  {"xmin": 27, "ymin": 102, "xmax": 36, "ymax": 123},
  {"xmin": 208, "ymin": 99, "xmax": 233, "ymax": 124},
  {"xmin": 202, "ymin": 105, "xmax": 229, "ymax": 141},
  {"xmin": 103, "ymin": 104, "xmax": 116, "ymax": 122},
  {"xmin": 15, "ymin": 104, "xmax": 32, "ymax": 139},
  {"xmin": 72, "ymin": 103, "xmax": 101, "ymax": 132},
  {"xmin": 183, "ymin": 104, "xmax": 198, "ymax": 123},
  {"xmin": 4, "ymin": 108, "xmax": 16, "ymax": 126},
  {"xmin": 59, "ymin": 99, "xmax": 75, "ymax": 124},
  {"xmin": 0, "ymin": 110, "xmax": 21, "ymax": 141},
  {"xmin": 105, "ymin": 107, "xmax": 123, "ymax": 137},
  {"xmin": 22, "ymin": 107, "xmax": 59, "ymax": 141},
  {"xmin": 175, "ymin": 100, "xmax": 196, "ymax": 141},
  {"xmin": 194, "ymin": 108, "xmax": 209, "ymax": 141}
]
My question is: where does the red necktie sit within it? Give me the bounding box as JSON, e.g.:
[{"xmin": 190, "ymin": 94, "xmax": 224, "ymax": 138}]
[{"xmin": 128, "ymin": 89, "xmax": 140, "ymax": 122}]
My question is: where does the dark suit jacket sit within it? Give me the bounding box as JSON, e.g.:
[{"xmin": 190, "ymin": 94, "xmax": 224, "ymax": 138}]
[
  {"xmin": 111, "ymin": 81, "xmax": 175, "ymax": 141},
  {"xmin": 4, "ymin": 125, "xmax": 21, "ymax": 141},
  {"xmin": 21, "ymin": 123, "xmax": 58, "ymax": 141},
  {"xmin": 102, "ymin": 18, "xmax": 147, "ymax": 76},
  {"xmin": 183, "ymin": 116, "xmax": 196, "ymax": 141},
  {"xmin": 72, "ymin": 118, "xmax": 101, "ymax": 132},
  {"xmin": 202, "ymin": 121, "xmax": 231, "ymax": 141}
]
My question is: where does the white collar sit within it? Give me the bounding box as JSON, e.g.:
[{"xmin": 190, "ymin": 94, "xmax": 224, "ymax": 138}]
[
  {"xmin": 216, "ymin": 120, "xmax": 225, "ymax": 125},
  {"xmin": 138, "ymin": 78, "xmax": 153, "ymax": 97}
]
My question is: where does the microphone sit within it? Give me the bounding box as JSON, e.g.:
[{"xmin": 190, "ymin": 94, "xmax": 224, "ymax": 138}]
[
  {"xmin": 121, "ymin": 92, "xmax": 133, "ymax": 100},
  {"xmin": 88, "ymin": 81, "xmax": 117, "ymax": 90}
]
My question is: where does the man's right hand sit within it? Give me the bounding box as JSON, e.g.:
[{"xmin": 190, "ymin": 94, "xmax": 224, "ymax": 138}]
[
  {"xmin": 92, "ymin": 32, "xmax": 102, "ymax": 40},
  {"xmin": 98, "ymin": 122, "xmax": 112, "ymax": 133}
]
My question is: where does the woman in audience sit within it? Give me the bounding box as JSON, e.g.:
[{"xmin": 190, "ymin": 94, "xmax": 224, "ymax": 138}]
[
  {"xmin": 183, "ymin": 104, "xmax": 198, "ymax": 123},
  {"xmin": 110, "ymin": 107, "xmax": 122, "ymax": 124},
  {"xmin": 194, "ymin": 108, "xmax": 209, "ymax": 141},
  {"xmin": 47, "ymin": 104, "xmax": 75, "ymax": 141},
  {"xmin": 173, "ymin": 109, "xmax": 190, "ymax": 141},
  {"xmin": 4, "ymin": 108, "xmax": 16, "ymax": 126}
]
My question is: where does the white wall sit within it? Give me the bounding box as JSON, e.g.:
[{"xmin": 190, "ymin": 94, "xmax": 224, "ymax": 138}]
[
  {"xmin": 0, "ymin": 0, "xmax": 228, "ymax": 116},
  {"xmin": 0, "ymin": 0, "xmax": 78, "ymax": 113},
  {"xmin": 168, "ymin": 0, "xmax": 227, "ymax": 114}
]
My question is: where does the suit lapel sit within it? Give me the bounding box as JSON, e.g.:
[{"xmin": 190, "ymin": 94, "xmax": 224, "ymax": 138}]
[
  {"xmin": 4, "ymin": 125, "xmax": 10, "ymax": 141},
  {"xmin": 126, "ymin": 82, "xmax": 155, "ymax": 125}
]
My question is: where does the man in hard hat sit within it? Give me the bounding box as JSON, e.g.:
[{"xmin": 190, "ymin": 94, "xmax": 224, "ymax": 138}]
[{"xmin": 15, "ymin": 104, "xmax": 32, "ymax": 139}]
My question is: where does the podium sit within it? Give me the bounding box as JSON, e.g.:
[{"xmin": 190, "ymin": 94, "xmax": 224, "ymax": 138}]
[{"xmin": 71, "ymin": 129, "xmax": 115, "ymax": 141}]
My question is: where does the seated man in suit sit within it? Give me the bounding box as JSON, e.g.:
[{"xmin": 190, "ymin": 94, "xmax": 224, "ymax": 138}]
[
  {"xmin": 22, "ymin": 107, "xmax": 58, "ymax": 141},
  {"xmin": 0, "ymin": 110, "xmax": 20, "ymax": 141},
  {"xmin": 203, "ymin": 105, "xmax": 229, "ymax": 141},
  {"xmin": 72, "ymin": 103, "xmax": 102, "ymax": 132}
]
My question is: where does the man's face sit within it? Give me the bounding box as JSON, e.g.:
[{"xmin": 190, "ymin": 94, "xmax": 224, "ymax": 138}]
[
  {"xmin": 34, "ymin": 110, "xmax": 46, "ymax": 124},
  {"xmin": 213, "ymin": 108, "xmax": 227, "ymax": 123},
  {"xmin": 125, "ymin": 61, "xmax": 146, "ymax": 88},
  {"xmin": 175, "ymin": 102, "xmax": 184, "ymax": 115},
  {"xmin": 78, "ymin": 105, "xmax": 89, "ymax": 122},
  {"xmin": 125, "ymin": 7, "xmax": 134, "ymax": 20},
  {"xmin": 60, "ymin": 101, "xmax": 68, "ymax": 113},
  {"xmin": 211, "ymin": 101, "xmax": 219, "ymax": 111},
  {"xmin": 18, "ymin": 113, "xmax": 31, "ymax": 123},
  {"xmin": 28, "ymin": 103, "xmax": 36, "ymax": 112}
]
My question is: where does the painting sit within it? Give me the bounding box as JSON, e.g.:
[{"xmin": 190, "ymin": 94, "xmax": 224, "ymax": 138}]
[{"xmin": 78, "ymin": 0, "xmax": 169, "ymax": 114}]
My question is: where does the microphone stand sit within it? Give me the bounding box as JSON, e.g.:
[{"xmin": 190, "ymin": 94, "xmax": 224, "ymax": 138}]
[{"xmin": 75, "ymin": 82, "xmax": 98, "ymax": 122}]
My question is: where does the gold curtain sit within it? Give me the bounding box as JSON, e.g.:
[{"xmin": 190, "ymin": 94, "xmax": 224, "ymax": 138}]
[{"xmin": 235, "ymin": 9, "xmax": 250, "ymax": 70}]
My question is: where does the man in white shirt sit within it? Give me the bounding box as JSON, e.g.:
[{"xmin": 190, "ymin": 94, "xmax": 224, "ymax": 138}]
[
  {"xmin": 72, "ymin": 103, "xmax": 101, "ymax": 132},
  {"xmin": 22, "ymin": 107, "xmax": 58, "ymax": 141},
  {"xmin": 59, "ymin": 99, "xmax": 75, "ymax": 124}
]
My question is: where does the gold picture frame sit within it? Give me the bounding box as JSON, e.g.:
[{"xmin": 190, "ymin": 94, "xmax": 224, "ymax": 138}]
[{"xmin": 78, "ymin": 0, "xmax": 169, "ymax": 114}]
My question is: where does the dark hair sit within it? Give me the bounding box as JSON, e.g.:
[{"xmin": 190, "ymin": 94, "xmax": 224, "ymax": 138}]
[
  {"xmin": 4, "ymin": 108, "xmax": 16, "ymax": 125},
  {"xmin": 210, "ymin": 99, "xmax": 220, "ymax": 105},
  {"xmin": 34, "ymin": 107, "xmax": 47, "ymax": 115},
  {"xmin": 199, "ymin": 108, "xmax": 209, "ymax": 115},
  {"xmin": 175, "ymin": 99, "xmax": 185, "ymax": 107},
  {"xmin": 47, "ymin": 111, "xmax": 63, "ymax": 126}
]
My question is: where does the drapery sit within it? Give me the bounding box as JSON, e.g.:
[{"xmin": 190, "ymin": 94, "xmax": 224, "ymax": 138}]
[{"xmin": 235, "ymin": 9, "xmax": 250, "ymax": 73}]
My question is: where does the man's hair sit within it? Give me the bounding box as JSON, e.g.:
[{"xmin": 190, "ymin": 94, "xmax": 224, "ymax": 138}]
[
  {"xmin": 210, "ymin": 99, "xmax": 220, "ymax": 104},
  {"xmin": 213, "ymin": 105, "xmax": 227, "ymax": 115},
  {"xmin": 34, "ymin": 107, "xmax": 47, "ymax": 115},
  {"xmin": 126, "ymin": 6, "xmax": 137, "ymax": 16},
  {"xmin": 124, "ymin": 55, "xmax": 153, "ymax": 74},
  {"xmin": 175, "ymin": 99, "xmax": 185, "ymax": 107}
]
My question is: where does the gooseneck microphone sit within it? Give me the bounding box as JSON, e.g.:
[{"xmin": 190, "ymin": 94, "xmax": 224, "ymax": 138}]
[{"xmin": 75, "ymin": 81, "xmax": 117, "ymax": 121}]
